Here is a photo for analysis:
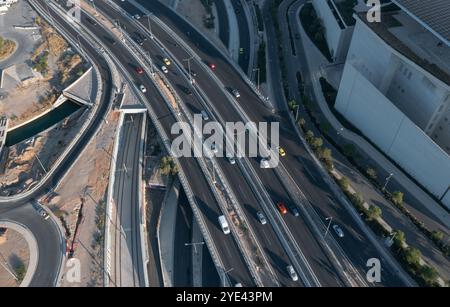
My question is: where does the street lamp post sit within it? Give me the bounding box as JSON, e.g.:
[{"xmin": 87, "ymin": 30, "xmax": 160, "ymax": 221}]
[
  {"xmin": 147, "ymin": 14, "xmax": 154, "ymax": 38},
  {"xmin": 324, "ymin": 217, "xmax": 333, "ymax": 238},
  {"xmin": 183, "ymin": 56, "xmax": 194, "ymax": 84},
  {"xmin": 382, "ymin": 173, "xmax": 394, "ymax": 192},
  {"xmin": 253, "ymin": 68, "xmax": 260, "ymax": 90}
]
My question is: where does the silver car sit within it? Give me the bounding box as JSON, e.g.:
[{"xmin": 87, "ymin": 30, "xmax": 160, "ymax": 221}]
[
  {"xmin": 287, "ymin": 265, "xmax": 298, "ymax": 282},
  {"xmin": 256, "ymin": 211, "xmax": 267, "ymax": 225}
]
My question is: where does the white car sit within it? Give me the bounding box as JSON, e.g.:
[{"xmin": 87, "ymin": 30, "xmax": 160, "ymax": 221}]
[
  {"xmin": 38, "ymin": 208, "xmax": 50, "ymax": 220},
  {"xmin": 139, "ymin": 84, "xmax": 147, "ymax": 93},
  {"xmin": 287, "ymin": 265, "xmax": 298, "ymax": 282},
  {"xmin": 227, "ymin": 156, "xmax": 236, "ymax": 165},
  {"xmin": 333, "ymin": 224, "xmax": 344, "ymax": 238},
  {"xmin": 218, "ymin": 215, "xmax": 230, "ymax": 235},
  {"xmin": 232, "ymin": 89, "xmax": 241, "ymax": 98},
  {"xmin": 260, "ymin": 158, "xmax": 270, "ymax": 169},
  {"xmin": 161, "ymin": 66, "xmax": 169, "ymax": 74}
]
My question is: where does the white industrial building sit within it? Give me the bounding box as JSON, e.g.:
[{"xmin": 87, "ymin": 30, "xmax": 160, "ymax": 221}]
[
  {"xmin": 0, "ymin": 0, "xmax": 18, "ymax": 13},
  {"xmin": 334, "ymin": 0, "xmax": 450, "ymax": 208},
  {"xmin": 312, "ymin": 0, "xmax": 356, "ymax": 62}
]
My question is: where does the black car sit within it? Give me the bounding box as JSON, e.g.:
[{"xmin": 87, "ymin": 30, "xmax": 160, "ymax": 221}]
[
  {"xmin": 289, "ymin": 205, "xmax": 300, "ymax": 217},
  {"xmin": 134, "ymin": 37, "xmax": 144, "ymax": 46}
]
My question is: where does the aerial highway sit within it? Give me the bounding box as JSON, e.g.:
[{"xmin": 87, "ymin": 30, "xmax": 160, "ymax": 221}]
[
  {"xmin": 46, "ymin": 0, "xmax": 259, "ymax": 287},
  {"xmin": 101, "ymin": 0, "xmax": 411, "ymax": 286}
]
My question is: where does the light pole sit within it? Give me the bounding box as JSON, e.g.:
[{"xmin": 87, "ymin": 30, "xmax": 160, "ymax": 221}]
[
  {"xmin": 252, "ymin": 68, "xmax": 260, "ymax": 90},
  {"xmin": 183, "ymin": 56, "xmax": 194, "ymax": 84},
  {"xmin": 336, "ymin": 127, "xmax": 344, "ymax": 144},
  {"xmin": 34, "ymin": 152, "xmax": 47, "ymax": 174},
  {"xmin": 146, "ymin": 14, "xmax": 154, "ymax": 38},
  {"xmin": 324, "ymin": 217, "xmax": 333, "ymax": 238},
  {"xmin": 382, "ymin": 173, "xmax": 394, "ymax": 192}
]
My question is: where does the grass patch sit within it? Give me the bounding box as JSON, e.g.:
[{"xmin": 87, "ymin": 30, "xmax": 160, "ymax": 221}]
[{"xmin": 0, "ymin": 36, "xmax": 16, "ymax": 61}]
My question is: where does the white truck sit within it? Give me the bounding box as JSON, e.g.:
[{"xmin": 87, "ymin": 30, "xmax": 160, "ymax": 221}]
[{"xmin": 218, "ymin": 215, "xmax": 230, "ymax": 235}]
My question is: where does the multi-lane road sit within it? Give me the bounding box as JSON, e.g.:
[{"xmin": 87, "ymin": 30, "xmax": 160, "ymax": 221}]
[
  {"xmin": 0, "ymin": 0, "xmax": 413, "ymax": 287},
  {"xmin": 110, "ymin": 113, "xmax": 146, "ymax": 287}
]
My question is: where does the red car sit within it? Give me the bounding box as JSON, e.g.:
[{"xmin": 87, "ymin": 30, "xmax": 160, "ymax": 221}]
[
  {"xmin": 135, "ymin": 66, "xmax": 144, "ymax": 74},
  {"xmin": 276, "ymin": 202, "xmax": 288, "ymax": 215},
  {"xmin": 208, "ymin": 62, "xmax": 216, "ymax": 70}
]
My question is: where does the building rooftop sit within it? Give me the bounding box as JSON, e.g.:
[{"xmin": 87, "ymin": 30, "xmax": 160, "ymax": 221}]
[
  {"xmin": 392, "ymin": 0, "xmax": 450, "ymax": 45},
  {"xmin": 357, "ymin": 10, "xmax": 450, "ymax": 87}
]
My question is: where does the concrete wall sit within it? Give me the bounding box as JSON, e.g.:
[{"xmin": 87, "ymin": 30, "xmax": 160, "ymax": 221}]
[
  {"xmin": 336, "ymin": 63, "xmax": 450, "ymax": 206},
  {"xmin": 312, "ymin": 0, "xmax": 353, "ymax": 62},
  {"xmin": 346, "ymin": 20, "xmax": 450, "ymax": 133}
]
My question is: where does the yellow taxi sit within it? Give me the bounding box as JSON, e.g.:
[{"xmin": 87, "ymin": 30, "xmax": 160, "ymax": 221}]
[{"xmin": 163, "ymin": 57, "xmax": 171, "ymax": 66}]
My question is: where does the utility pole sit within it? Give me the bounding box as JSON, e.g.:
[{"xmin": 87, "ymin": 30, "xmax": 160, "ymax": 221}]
[
  {"xmin": 324, "ymin": 217, "xmax": 333, "ymax": 238},
  {"xmin": 183, "ymin": 56, "xmax": 194, "ymax": 84},
  {"xmin": 382, "ymin": 173, "xmax": 394, "ymax": 192},
  {"xmin": 253, "ymin": 68, "xmax": 260, "ymax": 90},
  {"xmin": 147, "ymin": 14, "xmax": 154, "ymax": 38}
]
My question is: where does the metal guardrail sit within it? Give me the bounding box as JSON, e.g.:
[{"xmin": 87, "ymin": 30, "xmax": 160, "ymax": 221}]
[
  {"xmin": 76, "ymin": 5, "xmax": 232, "ymax": 287},
  {"xmin": 122, "ymin": 26, "xmax": 279, "ymax": 286},
  {"xmin": 0, "ymin": 0, "xmax": 106, "ymax": 204}
]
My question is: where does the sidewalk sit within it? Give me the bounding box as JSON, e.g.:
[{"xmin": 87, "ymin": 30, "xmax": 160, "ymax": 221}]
[{"xmin": 282, "ymin": 0, "xmax": 450, "ymax": 280}]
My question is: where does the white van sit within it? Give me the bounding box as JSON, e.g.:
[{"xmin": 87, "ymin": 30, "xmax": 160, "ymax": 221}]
[{"xmin": 218, "ymin": 215, "xmax": 230, "ymax": 235}]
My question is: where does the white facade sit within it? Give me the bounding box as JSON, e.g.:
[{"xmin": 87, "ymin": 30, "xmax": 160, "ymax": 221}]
[
  {"xmin": 335, "ymin": 14, "xmax": 450, "ymax": 208},
  {"xmin": 312, "ymin": 0, "xmax": 354, "ymax": 62}
]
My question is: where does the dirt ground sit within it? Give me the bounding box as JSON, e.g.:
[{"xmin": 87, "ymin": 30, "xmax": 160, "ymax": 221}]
[
  {"xmin": 44, "ymin": 110, "xmax": 120, "ymax": 287},
  {"xmin": 0, "ymin": 108, "xmax": 88, "ymax": 196},
  {"xmin": 0, "ymin": 229, "xmax": 30, "ymax": 287},
  {"xmin": 0, "ymin": 18, "xmax": 86, "ymax": 128}
]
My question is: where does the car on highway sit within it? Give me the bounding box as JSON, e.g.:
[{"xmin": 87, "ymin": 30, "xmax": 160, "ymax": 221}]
[
  {"xmin": 211, "ymin": 143, "xmax": 218, "ymax": 154},
  {"xmin": 277, "ymin": 146, "xmax": 286, "ymax": 157},
  {"xmin": 287, "ymin": 265, "xmax": 298, "ymax": 281},
  {"xmin": 163, "ymin": 57, "xmax": 171, "ymax": 66},
  {"xmin": 134, "ymin": 37, "xmax": 144, "ymax": 46},
  {"xmin": 218, "ymin": 215, "xmax": 230, "ymax": 235},
  {"xmin": 135, "ymin": 66, "xmax": 144, "ymax": 75},
  {"xmin": 231, "ymin": 89, "xmax": 241, "ymax": 98},
  {"xmin": 161, "ymin": 66, "xmax": 169, "ymax": 74},
  {"xmin": 333, "ymin": 224, "xmax": 344, "ymax": 238},
  {"xmin": 256, "ymin": 211, "xmax": 267, "ymax": 225},
  {"xmin": 207, "ymin": 62, "xmax": 216, "ymax": 70},
  {"xmin": 227, "ymin": 156, "xmax": 236, "ymax": 165},
  {"xmin": 234, "ymin": 283, "xmax": 243, "ymax": 287},
  {"xmin": 239, "ymin": 47, "xmax": 244, "ymax": 54},
  {"xmin": 276, "ymin": 202, "xmax": 288, "ymax": 215},
  {"xmin": 139, "ymin": 84, "xmax": 147, "ymax": 93},
  {"xmin": 38, "ymin": 207, "xmax": 50, "ymax": 220},
  {"xmin": 289, "ymin": 205, "xmax": 300, "ymax": 217},
  {"xmin": 201, "ymin": 110, "xmax": 209, "ymax": 121},
  {"xmin": 133, "ymin": 14, "xmax": 140, "ymax": 19},
  {"xmin": 260, "ymin": 158, "xmax": 270, "ymax": 169},
  {"xmin": 188, "ymin": 70, "xmax": 197, "ymax": 77}
]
